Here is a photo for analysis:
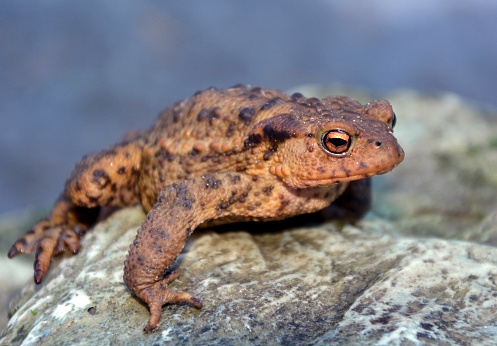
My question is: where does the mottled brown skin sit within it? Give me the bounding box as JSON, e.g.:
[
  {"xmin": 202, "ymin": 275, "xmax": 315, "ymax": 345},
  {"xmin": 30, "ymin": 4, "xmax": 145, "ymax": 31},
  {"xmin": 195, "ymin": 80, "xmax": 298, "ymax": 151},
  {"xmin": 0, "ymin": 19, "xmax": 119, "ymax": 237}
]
[{"xmin": 8, "ymin": 85, "xmax": 404, "ymax": 331}]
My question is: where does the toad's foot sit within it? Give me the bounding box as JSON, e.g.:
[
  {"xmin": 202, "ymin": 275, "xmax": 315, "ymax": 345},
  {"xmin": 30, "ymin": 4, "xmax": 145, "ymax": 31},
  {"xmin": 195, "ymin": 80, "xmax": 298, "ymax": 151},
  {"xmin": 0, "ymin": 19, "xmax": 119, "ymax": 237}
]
[
  {"xmin": 7, "ymin": 195, "xmax": 99, "ymax": 284},
  {"xmin": 139, "ymin": 268, "xmax": 203, "ymax": 332},
  {"xmin": 8, "ymin": 218, "xmax": 91, "ymax": 283}
]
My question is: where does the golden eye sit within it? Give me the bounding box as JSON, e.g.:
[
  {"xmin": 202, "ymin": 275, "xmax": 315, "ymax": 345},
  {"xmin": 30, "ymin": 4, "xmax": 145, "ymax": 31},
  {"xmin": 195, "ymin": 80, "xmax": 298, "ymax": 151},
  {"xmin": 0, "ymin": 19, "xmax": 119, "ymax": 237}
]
[
  {"xmin": 392, "ymin": 112, "xmax": 397, "ymax": 128},
  {"xmin": 322, "ymin": 130, "xmax": 351, "ymax": 155}
]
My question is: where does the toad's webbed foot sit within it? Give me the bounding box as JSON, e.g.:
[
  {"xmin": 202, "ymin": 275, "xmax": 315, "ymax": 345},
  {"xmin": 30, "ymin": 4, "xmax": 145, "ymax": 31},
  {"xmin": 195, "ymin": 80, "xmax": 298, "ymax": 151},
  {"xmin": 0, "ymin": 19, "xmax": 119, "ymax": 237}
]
[
  {"xmin": 141, "ymin": 268, "xmax": 203, "ymax": 332},
  {"xmin": 8, "ymin": 196, "xmax": 99, "ymax": 283}
]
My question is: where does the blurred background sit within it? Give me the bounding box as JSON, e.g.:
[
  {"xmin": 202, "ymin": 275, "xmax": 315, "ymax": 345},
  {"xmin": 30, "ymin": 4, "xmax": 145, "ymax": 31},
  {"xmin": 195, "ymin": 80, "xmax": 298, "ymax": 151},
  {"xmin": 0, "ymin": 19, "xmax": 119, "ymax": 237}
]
[{"xmin": 1, "ymin": 0, "xmax": 497, "ymax": 214}]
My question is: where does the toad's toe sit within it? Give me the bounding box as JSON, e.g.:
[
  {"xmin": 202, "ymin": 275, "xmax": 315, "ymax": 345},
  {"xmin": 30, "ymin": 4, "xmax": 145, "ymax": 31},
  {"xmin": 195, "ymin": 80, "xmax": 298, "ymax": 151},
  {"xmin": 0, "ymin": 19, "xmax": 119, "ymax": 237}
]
[{"xmin": 139, "ymin": 279, "xmax": 203, "ymax": 332}]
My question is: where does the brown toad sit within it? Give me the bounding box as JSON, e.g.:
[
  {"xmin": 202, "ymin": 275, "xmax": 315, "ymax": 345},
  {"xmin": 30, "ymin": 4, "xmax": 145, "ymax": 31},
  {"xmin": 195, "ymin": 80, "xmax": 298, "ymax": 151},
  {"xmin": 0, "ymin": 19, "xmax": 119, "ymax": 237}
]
[{"xmin": 8, "ymin": 85, "xmax": 404, "ymax": 331}]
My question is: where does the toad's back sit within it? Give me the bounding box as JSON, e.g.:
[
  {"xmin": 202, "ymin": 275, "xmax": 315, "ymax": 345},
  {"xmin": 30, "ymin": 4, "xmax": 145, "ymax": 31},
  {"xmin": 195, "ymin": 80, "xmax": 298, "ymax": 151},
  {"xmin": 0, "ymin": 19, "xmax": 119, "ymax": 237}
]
[
  {"xmin": 139, "ymin": 87, "xmax": 293, "ymax": 206},
  {"xmin": 139, "ymin": 85, "xmax": 394, "ymax": 210}
]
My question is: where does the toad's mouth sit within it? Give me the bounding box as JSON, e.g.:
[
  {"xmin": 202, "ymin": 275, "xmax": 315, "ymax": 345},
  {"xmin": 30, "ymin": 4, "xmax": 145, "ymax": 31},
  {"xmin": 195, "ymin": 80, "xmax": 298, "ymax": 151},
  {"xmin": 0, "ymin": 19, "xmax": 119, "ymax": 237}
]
[{"xmin": 300, "ymin": 162, "xmax": 402, "ymax": 187}]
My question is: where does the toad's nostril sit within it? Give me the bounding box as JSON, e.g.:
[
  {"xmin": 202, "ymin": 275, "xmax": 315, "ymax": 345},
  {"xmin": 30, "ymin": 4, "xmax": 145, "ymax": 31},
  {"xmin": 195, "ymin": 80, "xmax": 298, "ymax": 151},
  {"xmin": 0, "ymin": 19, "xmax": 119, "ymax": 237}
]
[{"xmin": 375, "ymin": 141, "xmax": 382, "ymax": 147}]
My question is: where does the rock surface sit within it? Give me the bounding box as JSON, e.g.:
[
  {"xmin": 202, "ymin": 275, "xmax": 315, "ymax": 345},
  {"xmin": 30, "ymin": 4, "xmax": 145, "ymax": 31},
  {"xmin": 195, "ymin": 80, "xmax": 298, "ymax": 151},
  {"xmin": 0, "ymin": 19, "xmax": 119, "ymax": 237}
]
[{"xmin": 1, "ymin": 88, "xmax": 497, "ymax": 344}]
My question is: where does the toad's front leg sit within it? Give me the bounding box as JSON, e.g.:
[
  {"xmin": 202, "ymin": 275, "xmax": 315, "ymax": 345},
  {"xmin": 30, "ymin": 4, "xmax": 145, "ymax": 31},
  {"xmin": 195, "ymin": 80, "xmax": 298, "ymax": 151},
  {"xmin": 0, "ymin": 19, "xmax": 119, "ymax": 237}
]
[{"xmin": 123, "ymin": 173, "xmax": 255, "ymax": 332}]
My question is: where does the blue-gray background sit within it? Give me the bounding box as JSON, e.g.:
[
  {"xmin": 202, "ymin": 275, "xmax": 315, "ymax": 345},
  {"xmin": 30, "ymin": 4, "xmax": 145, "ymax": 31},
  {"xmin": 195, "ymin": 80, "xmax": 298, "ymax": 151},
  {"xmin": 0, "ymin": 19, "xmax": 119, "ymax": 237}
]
[{"xmin": 1, "ymin": 0, "xmax": 496, "ymax": 214}]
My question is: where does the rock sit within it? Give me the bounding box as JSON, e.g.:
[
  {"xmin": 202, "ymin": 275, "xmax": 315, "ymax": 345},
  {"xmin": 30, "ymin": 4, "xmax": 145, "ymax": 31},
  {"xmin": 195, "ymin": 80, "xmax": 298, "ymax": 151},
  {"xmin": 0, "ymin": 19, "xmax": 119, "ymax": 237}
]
[
  {"xmin": 2, "ymin": 208, "xmax": 497, "ymax": 344},
  {"xmin": 378, "ymin": 91, "xmax": 497, "ymax": 243},
  {"xmin": 2, "ymin": 88, "xmax": 497, "ymax": 344}
]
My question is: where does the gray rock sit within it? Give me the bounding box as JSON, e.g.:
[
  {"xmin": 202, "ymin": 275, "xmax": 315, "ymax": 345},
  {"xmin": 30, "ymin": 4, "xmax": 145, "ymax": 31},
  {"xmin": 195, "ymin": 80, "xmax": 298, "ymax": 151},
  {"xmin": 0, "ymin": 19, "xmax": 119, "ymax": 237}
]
[
  {"xmin": 2, "ymin": 89, "xmax": 497, "ymax": 344},
  {"xmin": 381, "ymin": 91, "xmax": 497, "ymax": 244}
]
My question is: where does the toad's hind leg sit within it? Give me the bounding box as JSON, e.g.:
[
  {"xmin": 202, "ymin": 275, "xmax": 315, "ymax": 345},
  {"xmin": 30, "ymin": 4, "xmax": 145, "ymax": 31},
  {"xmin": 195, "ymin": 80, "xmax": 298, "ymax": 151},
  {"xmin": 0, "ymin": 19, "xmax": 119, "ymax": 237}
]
[{"xmin": 8, "ymin": 140, "xmax": 143, "ymax": 284}]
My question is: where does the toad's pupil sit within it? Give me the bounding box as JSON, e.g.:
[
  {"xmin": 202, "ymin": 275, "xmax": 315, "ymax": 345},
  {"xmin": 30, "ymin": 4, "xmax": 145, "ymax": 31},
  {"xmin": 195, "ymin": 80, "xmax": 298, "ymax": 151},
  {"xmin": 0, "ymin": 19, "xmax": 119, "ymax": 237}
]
[{"xmin": 328, "ymin": 137, "xmax": 348, "ymax": 147}]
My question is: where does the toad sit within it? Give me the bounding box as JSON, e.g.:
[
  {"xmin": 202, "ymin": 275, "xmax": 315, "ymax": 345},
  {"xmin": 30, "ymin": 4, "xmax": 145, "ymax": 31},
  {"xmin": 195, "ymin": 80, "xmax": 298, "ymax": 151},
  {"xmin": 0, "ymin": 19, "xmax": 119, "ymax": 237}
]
[{"xmin": 8, "ymin": 85, "xmax": 404, "ymax": 331}]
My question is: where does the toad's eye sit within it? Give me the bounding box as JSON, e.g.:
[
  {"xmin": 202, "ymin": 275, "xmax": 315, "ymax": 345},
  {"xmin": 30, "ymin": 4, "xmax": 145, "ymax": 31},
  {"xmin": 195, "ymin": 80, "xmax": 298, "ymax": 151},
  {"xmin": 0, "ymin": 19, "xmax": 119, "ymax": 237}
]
[
  {"xmin": 392, "ymin": 112, "xmax": 397, "ymax": 129},
  {"xmin": 322, "ymin": 130, "xmax": 352, "ymax": 155}
]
